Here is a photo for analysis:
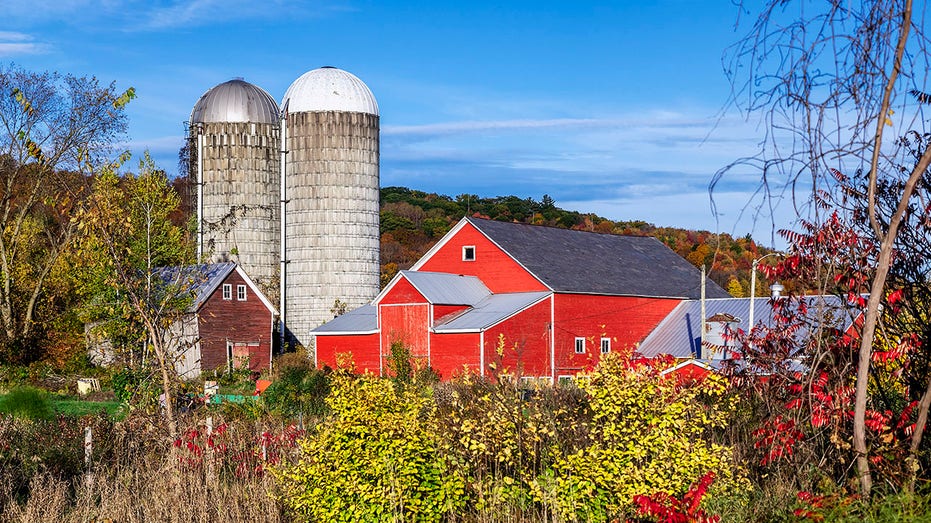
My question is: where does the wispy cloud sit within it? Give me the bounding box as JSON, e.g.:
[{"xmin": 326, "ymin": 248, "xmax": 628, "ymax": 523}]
[
  {"xmin": 0, "ymin": 32, "xmax": 49, "ymax": 56},
  {"xmin": 383, "ymin": 114, "xmax": 711, "ymax": 137},
  {"xmin": 378, "ymin": 107, "xmax": 785, "ymax": 235},
  {"xmin": 384, "ymin": 118, "xmax": 612, "ymax": 136},
  {"xmin": 140, "ymin": 0, "xmax": 352, "ymax": 30},
  {"xmin": 6, "ymin": 0, "xmax": 352, "ymax": 32}
]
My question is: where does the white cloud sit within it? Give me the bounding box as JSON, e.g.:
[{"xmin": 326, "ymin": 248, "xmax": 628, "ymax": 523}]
[
  {"xmin": 382, "ymin": 114, "xmax": 712, "ymax": 137},
  {"xmin": 139, "ymin": 0, "xmax": 350, "ymax": 30},
  {"xmin": 5, "ymin": 0, "xmax": 350, "ymax": 33},
  {"xmin": 0, "ymin": 32, "xmax": 31, "ymax": 41},
  {"xmin": 383, "ymin": 110, "xmax": 763, "ymax": 183},
  {"xmin": 0, "ymin": 33, "xmax": 48, "ymax": 56}
]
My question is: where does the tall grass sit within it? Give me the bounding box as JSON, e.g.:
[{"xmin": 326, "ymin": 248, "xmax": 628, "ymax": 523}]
[{"xmin": 0, "ymin": 413, "xmax": 288, "ymax": 522}]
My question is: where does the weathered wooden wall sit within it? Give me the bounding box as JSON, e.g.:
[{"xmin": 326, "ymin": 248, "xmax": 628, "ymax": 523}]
[{"xmin": 198, "ymin": 269, "xmax": 274, "ymax": 373}]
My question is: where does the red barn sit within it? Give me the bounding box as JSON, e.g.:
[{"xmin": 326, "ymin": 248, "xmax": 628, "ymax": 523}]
[
  {"xmin": 313, "ymin": 217, "xmax": 729, "ymax": 381},
  {"xmin": 165, "ymin": 263, "xmax": 277, "ymax": 378}
]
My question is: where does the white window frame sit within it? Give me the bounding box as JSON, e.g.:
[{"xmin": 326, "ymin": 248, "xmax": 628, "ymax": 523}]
[
  {"xmin": 222, "ymin": 284, "xmax": 232, "ymax": 300},
  {"xmin": 226, "ymin": 340, "xmax": 234, "ymax": 372},
  {"xmin": 462, "ymin": 245, "xmax": 476, "ymax": 261},
  {"xmin": 237, "ymin": 284, "xmax": 247, "ymax": 301},
  {"xmin": 601, "ymin": 337, "xmax": 611, "ymax": 354},
  {"xmin": 574, "ymin": 337, "xmax": 585, "ymax": 354}
]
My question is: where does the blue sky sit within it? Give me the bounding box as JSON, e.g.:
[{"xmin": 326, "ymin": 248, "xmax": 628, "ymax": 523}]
[{"xmin": 2, "ymin": 0, "xmax": 793, "ymax": 244}]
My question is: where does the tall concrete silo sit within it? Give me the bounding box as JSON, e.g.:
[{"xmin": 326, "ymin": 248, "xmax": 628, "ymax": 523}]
[
  {"xmin": 281, "ymin": 66, "xmax": 380, "ymax": 346},
  {"xmin": 190, "ymin": 79, "xmax": 280, "ymax": 293}
]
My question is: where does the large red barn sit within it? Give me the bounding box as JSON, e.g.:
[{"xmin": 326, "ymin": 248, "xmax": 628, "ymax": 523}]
[{"xmin": 313, "ymin": 217, "xmax": 729, "ymax": 381}]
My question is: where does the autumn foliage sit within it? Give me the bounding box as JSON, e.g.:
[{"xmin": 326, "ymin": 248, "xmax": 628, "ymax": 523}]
[{"xmin": 272, "ymin": 350, "xmax": 748, "ymax": 522}]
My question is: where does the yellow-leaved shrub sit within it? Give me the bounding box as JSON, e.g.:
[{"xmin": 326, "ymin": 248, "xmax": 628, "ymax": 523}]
[
  {"xmin": 272, "ymin": 369, "xmax": 465, "ymax": 522},
  {"xmin": 537, "ymin": 353, "xmax": 750, "ymax": 522}
]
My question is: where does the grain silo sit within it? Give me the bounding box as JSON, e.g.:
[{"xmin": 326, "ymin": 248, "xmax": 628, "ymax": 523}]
[
  {"xmin": 281, "ymin": 66, "xmax": 380, "ymax": 346},
  {"xmin": 190, "ymin": 79, "xmax": 280, "ymax": 294}
]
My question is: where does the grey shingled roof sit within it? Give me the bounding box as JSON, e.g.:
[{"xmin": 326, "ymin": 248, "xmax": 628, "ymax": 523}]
[
  {"xmin": 434, "ymin": 291, "xmax": 552, "ymax": 332},
  {"xmin": 467, "ymin": 218, "xmax": 729, "ymax": 299},
  {"xmin": 637, "ymin": 295, "xmax": 857, "ymax": 358},
  {"xmin": 155, "ymin": 262, "xmax": 237, "ymax": 311},
  {"xmin": 313, "ymin": 305, "xmax": 378, "ymax": 334},
  {"xmin": 400, "ymin": 271, "xmax": 491, "ymax": 305}
]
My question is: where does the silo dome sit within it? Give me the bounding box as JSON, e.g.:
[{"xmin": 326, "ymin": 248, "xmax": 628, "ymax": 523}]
[
  {"xmin": 281, "ymin": 65, "xmax": 380, "ymax": 346},
  {"xmin": 191, "ymin": 79, "xmax": 279, "ymax": 124},
  {"xmin": 282, "ymin": 66, "xmax": 379, "ymax": 115},
  {"xmin": 188, "ymin": 77, "xmax": 281, "ymax": 303}
]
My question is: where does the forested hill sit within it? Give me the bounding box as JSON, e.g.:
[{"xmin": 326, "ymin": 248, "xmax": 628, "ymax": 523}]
[{"xmin": 379, "ymin": 186, "xmax": 777, "ymax": 296}]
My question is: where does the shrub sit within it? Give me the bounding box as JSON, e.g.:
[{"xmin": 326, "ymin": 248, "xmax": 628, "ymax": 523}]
[
  {"xmin": 0, "ymin": 386, "xmax": 53, "ymax": 420},
  {"xmin": 433, "ymin": 374, "xmax": 590, "ymax": 516},
  {"xmin": 273, "ymin": 370, "xmax": 465, "ymax": 522},
  {"xmin": 261, "ymin": 366, "xmax": 329, "ymax": 418},
  {"xmin": 110, "ymin": 367, "xmax": 160, "ymax": 410},
  {"xmin": 542, "ymin": 353, "xmax": 750, "ymax": 522}
]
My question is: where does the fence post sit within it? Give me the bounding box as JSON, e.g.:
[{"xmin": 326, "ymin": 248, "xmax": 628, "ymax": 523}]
[
  {"xmin": 206, "ymin": 416, "xmax": 214, "ymax": 483},
  {"xmin": 84, "ymin": 426, "xmax": 94, "ymax": 488}
]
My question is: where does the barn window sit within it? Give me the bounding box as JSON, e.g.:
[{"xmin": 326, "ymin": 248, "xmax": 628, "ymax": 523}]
[
  {"xmin": 574, "ymin": 337, "xmax": 585, "ymax": 354},
  {"xmin": 237, "ymin": 284, "xmax": 247, "ymax": 301},
  {"xmin": 601, "ymin": 337, "xmax": 611, "ymax": 354},
  {"xmin": 226, "ymin": 341, "xmax": 234, "ymax": 372},
  {"xmin": 558, "ymin": 375, "xmax": 576, "ymax": 386},
  {"xmin": 222, "ymin": 284, "xmax": 232, "ymax": 300},
  {"xmin": 462, "ymin": 246, "xmax": 476, "ymax": 261}
]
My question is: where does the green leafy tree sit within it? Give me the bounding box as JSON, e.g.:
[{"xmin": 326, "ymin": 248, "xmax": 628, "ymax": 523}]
[
  {"xmin": 0, "ymin": 65, "xmax": 132, "ymax": 361},
  {"xmin": 74, "ymin": 152, "xmax": 194, "ymax": 435}
]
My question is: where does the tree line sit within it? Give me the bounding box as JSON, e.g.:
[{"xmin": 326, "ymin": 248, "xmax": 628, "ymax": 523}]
[{"xmin": 378, "ymin": 186, "xmax": 779, "ymax": 295}]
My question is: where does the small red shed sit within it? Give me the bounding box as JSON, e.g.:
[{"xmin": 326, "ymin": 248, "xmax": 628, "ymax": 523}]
[{"xmin": 164, "ymin": 263, "xmax": 277, "ymax": 378}]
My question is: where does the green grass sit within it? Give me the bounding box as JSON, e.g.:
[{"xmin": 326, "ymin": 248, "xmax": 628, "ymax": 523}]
[
  {"xmin": 52, "ymin": 398, "xmax": 123, "ymax": 417},
  {"xmin": 0, "ymin": 386, "xmax": 53, "ymax": 419},
  {"xmin": 0, "ymin": 391, "xmax": 123, "ymax": 418}
]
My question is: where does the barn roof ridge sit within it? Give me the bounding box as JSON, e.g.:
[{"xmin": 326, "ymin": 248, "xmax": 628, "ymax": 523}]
[{"xmin": 463, "ymin": 217, "xmax": 729, "ymax": 299}]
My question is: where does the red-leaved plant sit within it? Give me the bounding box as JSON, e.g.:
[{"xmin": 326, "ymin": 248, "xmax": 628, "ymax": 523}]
[
  {"xmin": 630, "ymin": 472, "xmax": 720, "ymax": 523},
  {"xmin": 172, "ymin": 421, "xmax": 304, "ymax": 478}
]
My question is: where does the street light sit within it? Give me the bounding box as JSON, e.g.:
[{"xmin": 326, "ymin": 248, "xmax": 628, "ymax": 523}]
[{"xmin": 748, "ymin": 253, "xmax": 783, "ymax": 331}]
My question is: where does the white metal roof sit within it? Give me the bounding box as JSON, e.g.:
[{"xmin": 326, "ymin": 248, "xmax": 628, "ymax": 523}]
[
  {"xmin": 282, "ymin": 66, "xmax": 379, "ymax": 116},
  {"xmin": 400, "ymin": 271, "xmax": 491, "ymax": 305},
  {"xmin": 190, "ymin": 79, "xmax": 279, "ymax": 124},
  {"xmin": 637, "ymin": 295, "xmax": 857, "ymax": 358},
  {"xmin": 312, "ymin": 304, "xmax": 378, "ymax": 334},
  {"xmin": 434, "ymin": 291, "xmax": 551, "ymax": 332}
]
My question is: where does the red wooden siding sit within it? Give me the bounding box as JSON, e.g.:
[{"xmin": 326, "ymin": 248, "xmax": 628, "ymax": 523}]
[
  {"xmin": 667, "ymin": 362, "xmax": 712, "ymax": 384},
  {"xmin": 484, "ymin": 298, "xmax": 552, "ymax": 378},
  {"xmin": 428, "ymin": 332, "xmax": 481, "ymax": 378},
  {"xmin": 418, "ymin": 222, "xmax": 548, "ymax": 293},
  {"xmin": 380, "ymin": 304, "xmax": 430, "ymax": 363},
  {"xmin": 379, "ymin": 277, "xmax": 427, "ymax": 305},
  {"xmin": 553, "ymin": 294, "xmax": 679, "ymax": 374},
  {"xmin": 316, "ymin": 333, "xmax": 380, "ymax": 373},
  {"xmin": 198, "ymin": 270, "xmax": 273, "ymax": 373}
]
